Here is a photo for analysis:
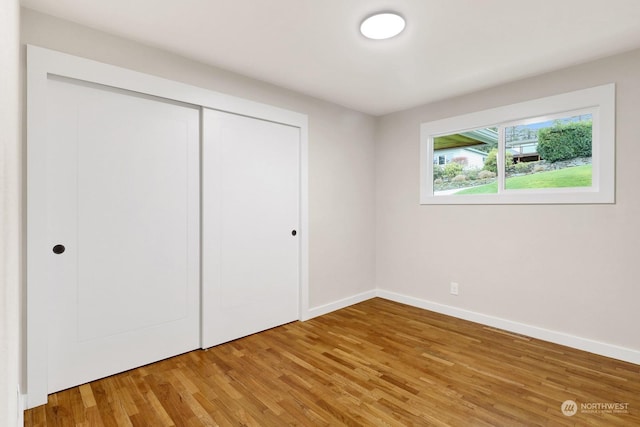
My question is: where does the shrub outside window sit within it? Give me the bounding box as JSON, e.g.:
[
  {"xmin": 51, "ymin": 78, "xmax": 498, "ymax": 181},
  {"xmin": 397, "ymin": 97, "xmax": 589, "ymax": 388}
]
[{"xmin": 420, "ymin": 84, "xmax": 615, "ymax": 204}]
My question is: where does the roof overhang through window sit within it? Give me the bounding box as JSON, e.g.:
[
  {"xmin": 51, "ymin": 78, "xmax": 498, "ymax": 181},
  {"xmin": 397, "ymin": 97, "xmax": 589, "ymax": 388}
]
[{"xmin": 434, "ymin": 128, "xmax": 498, "ymax": 150}]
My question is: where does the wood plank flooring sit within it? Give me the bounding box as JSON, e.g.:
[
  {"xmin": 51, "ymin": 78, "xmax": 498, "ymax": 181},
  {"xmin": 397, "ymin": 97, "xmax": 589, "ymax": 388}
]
[{"xmin": 24, "ymin": 298, "xmax": 640, "ymax": 426}]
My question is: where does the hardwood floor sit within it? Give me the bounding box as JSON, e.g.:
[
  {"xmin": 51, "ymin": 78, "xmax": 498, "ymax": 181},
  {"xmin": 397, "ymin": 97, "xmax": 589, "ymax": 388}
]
[{"xmin": 25, "ymin": 298, "xmax": 640, "ymax": 426}]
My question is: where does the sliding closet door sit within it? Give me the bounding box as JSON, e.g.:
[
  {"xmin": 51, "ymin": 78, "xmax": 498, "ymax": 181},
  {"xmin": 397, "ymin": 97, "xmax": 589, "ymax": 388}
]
[
  {"xmin": 202, "ymin": 109, "xmax": 300, "ymax": 347},
  {"xmin": 42, "ymin": 76, "xmax": 200, "ymax": 393}
]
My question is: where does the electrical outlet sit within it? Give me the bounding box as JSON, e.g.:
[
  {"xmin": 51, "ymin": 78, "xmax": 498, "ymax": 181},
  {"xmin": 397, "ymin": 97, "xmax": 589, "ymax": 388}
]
[{"xmin": 450, "ymin": 282, "xmax": 459, "ymax": 295}]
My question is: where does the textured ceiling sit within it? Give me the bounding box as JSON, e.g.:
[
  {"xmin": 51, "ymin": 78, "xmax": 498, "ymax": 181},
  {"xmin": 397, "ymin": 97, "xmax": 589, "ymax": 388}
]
[{"xmin": 21, "ymin": 0, "xmax": 640, "ymax": 115}]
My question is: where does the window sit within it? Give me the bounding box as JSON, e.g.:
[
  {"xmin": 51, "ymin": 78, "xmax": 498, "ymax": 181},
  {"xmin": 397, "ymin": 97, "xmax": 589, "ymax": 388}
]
[
  {"xmin": 434, "ymin": 155, "xmax": 446, "ymax": 165},
  {"xmin": 420, "ymin": 84, "xmax": 615, "ymax": 204}
]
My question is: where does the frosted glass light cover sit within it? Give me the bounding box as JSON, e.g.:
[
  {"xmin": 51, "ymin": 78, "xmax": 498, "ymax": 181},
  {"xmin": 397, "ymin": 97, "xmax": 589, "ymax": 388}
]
[{"xmin": 360, "ymin": 13, "xmax": 406, "ymax": 40}]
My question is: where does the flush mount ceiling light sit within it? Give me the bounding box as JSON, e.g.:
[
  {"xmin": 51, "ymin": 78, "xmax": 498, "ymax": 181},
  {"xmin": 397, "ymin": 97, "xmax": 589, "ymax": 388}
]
[{"xmin": 360, "ymin": 12, "xmax": 406, "ymax": 40}]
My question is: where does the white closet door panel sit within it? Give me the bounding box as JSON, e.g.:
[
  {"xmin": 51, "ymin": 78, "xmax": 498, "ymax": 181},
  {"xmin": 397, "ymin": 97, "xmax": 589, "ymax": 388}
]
[
  {"xmin": 45, "ymin": 77, "xmax": 200, "ymax": 393},
  {"xmin": 202, "ymin": 109, "xmax": 300, "ymax": 348}
]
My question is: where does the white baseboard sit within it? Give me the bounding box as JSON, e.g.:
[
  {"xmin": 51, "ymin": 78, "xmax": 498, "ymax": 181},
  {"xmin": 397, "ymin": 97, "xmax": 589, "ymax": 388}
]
[
  {"xmin": 376, "ymin": 289, "xmax": 640, "ymax": 365},
  {"xmin": 303, "ymin": 290, "xmax": 376, "ymax": 321},
  {"xmin": 301, "ymin": 288, "xmax": 639, "ymax": 365}
]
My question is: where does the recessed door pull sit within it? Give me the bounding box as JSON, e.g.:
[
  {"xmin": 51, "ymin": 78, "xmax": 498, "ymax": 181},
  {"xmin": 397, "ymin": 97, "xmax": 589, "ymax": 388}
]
[{"xmin": 53, "ymin": 244, "xmax": 66, "ymax": 254}]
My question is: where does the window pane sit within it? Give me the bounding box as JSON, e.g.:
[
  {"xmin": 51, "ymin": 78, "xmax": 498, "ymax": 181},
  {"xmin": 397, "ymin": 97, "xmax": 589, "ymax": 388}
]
[
  {"xmin": 504, "ymin": 114, "xmax": 592, "ymax": 190},
  {"xmin": 433, "ymin": 128, "xmax": 498, "ymax": 195}
]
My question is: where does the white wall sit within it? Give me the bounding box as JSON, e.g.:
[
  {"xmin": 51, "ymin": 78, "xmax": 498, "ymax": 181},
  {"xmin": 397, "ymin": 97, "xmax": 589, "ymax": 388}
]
[
  {"xmin": 1, "ymin": 0, "xmax": 22, "ymax": 425},
  {"xmin": 20, "ymin": 8, "xmax": 377, "ymax": 311},
  {"xmin": 376, "ymin": 48, "xmax": 640, "ymax": 357}
]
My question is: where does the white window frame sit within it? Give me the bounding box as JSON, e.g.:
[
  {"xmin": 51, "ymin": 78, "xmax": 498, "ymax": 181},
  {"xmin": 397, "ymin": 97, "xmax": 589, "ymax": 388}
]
[{"xmin": 420, "ymin": 84, "xmax": 615, "ymax": 204}]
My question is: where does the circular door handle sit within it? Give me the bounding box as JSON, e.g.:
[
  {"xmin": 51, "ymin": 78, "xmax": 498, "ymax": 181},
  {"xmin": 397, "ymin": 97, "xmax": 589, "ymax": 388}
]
[
  {"xmin": 52, "ymin": 244, "xmax": 66, "ymax": 254},
  {"xmin": 291, "ymin": 230, "xmax": 297, "ymax": 236}
]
